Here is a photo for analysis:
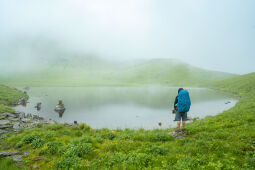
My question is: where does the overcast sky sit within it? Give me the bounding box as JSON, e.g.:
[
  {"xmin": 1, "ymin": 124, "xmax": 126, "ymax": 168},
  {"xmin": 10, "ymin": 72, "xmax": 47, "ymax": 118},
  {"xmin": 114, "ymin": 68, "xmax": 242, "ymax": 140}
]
[{"xmin": 0, "ymin": 0, "xmax": 254, "ymax": 74}]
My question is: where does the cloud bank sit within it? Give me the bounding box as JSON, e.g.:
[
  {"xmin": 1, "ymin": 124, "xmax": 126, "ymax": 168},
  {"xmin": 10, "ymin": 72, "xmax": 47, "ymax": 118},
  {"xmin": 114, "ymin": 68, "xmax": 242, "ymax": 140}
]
[{"xmin": 0, "ymin": 0, "xmax": 254, "ymax": 74}]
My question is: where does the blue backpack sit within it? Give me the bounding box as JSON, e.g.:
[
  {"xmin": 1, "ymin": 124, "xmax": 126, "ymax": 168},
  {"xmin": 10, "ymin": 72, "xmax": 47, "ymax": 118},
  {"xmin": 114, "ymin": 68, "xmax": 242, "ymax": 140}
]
[{"xmin": 177, "ymin": 89, "xmax": 191, "ymax": 113}]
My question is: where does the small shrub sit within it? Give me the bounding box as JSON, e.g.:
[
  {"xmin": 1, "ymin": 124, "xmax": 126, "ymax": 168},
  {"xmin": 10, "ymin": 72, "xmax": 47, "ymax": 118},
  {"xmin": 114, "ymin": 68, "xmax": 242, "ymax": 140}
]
[
  {"xmin": 102, "ymin": 132, "xmax": 116, "ymax": 140},
  {"xmin": 95, "ymin": 137, "xmax": 104, "ymax": 144},
  {"xmin": 31, "ymin": 138, "xmax": 44, "ymax": 149},
  {"xmin": 44, "ymin": 132, "xmax": 55, "ymax": 139},
  {"xmin": 74, "ymin": 130, "xmax": 83, "ymax": 137},
  {"xmin": 126, "ymin": 152, "xmax": 152, "ymax": 167},
  {"xmin": 36, "ymin": 123, "xmax": 43, "ymax": 128},
  {"xmin": 150, "ymin": 133, "xmax": 174, "ymax": 142},
  {"xmin": 106, "ymin": 153, "xmax": 127, "ymax": 167},
  {"xmin": 46, "ymin": 124, "xmax": 64, "ymax": 131},
  {"xmin": 147, "ymin": 145, "xmax": 168, "ymax": 155},
  {"xmin": 174, "ymin": 156, "xmax": 198, "ymax": 169},
  {"xmin": 16, "ymin": 134, "xmax": 39, "ymax": 147},
  {"xmin": 16, "ymin": 141, "xmax": 23, "ymax": 148},
  {"xmin": 79, "ymin": 123, "xmax": 91, "ymax": 131},
  {"xmin": 22, "ymin": 134, "xmax": 39, "ymax": 144},
  {"xmin": 61, "ymin": 130, "xmax": 72, "ymax": 136},
  {"xmin": 55, "ymin": 156, "xmax": 82, "ymax": 169},
  {"xmin": 64, "ymin": 143, "xmax": 93, "ymax": 158},
  {"xmin": 46, "ymin": 141, "xmax": 63, "ymax": 155},
  {"xmin": 80, "ymin": 136, "xmax": 93, "ymax": 143}
]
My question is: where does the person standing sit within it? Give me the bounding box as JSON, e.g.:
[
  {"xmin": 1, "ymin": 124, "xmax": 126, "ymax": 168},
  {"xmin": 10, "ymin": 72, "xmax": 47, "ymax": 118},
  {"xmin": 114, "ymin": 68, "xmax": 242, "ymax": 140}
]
[{"xmin": 173, "ymin": 88, "xmax": 191, "ymax": 132}]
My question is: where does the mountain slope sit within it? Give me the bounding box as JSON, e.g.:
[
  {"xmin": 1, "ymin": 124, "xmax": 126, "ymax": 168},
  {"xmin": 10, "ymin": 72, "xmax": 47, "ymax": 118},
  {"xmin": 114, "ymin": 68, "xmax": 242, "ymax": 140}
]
[
  {"xmin": 0, "ymin": 58, "xmax": 236, "ymax": 86},
  {"xmin": 211, "ymin": 72, "xmax": 255, "ymax": 95},
  {"xmin": 118, "ymin": 59, "xmax": 236, "ymax": 86}
]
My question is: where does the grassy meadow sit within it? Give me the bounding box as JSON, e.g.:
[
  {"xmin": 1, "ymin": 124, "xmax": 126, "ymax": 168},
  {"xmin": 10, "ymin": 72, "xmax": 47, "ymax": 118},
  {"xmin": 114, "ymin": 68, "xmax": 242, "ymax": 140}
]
[{"xmin": 0, "ymin": 73, "xmax": 254, "ymax": 169}]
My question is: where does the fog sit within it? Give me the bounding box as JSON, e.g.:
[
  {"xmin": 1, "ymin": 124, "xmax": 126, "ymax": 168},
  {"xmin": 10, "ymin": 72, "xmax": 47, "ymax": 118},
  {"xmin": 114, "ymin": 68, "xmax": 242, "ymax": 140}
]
[{"xmin": 0, "ymin": 0, "xmax": 254, "ymax": 74}]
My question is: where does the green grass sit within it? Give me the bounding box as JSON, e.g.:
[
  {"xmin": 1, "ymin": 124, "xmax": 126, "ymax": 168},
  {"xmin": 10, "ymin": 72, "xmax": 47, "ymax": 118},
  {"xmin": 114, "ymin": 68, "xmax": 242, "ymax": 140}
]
[
  {"xmin": 0, "ymin": 158, "xmax": 19, "ymax": 170},
  {"xmin": 0, "ymin": 73, "xmax": 254, "ymax": 169},
  {"xmin": 0, "ymin": 85, "xmax": 28, "ymax": 113},
  {"xmin": 0, "ymin": 85, "xmax": 29, "ymax": 168}
]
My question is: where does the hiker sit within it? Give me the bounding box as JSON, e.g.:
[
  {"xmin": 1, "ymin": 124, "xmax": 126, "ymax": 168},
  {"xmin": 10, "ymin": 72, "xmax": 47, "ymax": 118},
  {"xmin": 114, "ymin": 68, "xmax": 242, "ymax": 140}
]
[{"xmin": 173, "ymin": 88, "xmax": 191, "ymax": 132}]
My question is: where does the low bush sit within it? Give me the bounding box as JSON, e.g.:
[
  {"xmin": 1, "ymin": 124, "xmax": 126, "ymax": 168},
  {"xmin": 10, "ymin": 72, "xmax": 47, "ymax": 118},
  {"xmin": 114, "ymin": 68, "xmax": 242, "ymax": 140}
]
[
  {"xmin": 63, "ymin": 143, "xmax": 94, "ymax": 158},
  {"xmin": 102, "ymin": 132, "xmax": 116, "ymax": 140},
  {"xmin": 146, "ymin": 145, "xmax": 168, "ymax": 155},
  {"xmin": 150, "ymin": 132, "xmax": 174, "ymax": 142},
  {"xmin": 55, "ymin": 156, "xmax": 82, "ymax": 169},
  {"xmin": 46, "ymin": 141, "xmax": 63, "ymax": 155},
  {"xmin": 79, "ymin": 123, "xmax": 91, "ymax": 131},
  {"xmin": 31, "ymin": 138, "xmax": 44, "ymax": 149}
]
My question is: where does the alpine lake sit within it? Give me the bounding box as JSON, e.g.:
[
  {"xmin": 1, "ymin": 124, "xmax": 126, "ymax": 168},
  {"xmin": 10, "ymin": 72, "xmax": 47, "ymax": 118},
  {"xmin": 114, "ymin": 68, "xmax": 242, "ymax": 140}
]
[{"xmin": 14, "ymin": 86, "xmax": 237, "ymax": 130}]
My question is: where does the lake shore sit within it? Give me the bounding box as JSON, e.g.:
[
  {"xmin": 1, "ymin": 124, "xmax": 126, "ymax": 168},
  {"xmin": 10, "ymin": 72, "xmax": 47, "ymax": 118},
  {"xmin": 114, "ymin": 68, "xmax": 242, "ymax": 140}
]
[
  {"xmin": 13, "ymin": 86, "xmax": 237, "ymax": 129},
  {"xmin": 0, "ymin": 73, "xmax": 255, "ymax": 169}
]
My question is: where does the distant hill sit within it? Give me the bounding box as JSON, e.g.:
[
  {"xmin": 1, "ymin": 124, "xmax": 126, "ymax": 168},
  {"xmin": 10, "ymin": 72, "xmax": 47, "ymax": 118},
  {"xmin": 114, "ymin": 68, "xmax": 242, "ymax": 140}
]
[
  {"xmin": 116, "ymin": 59, "xmax": 236, "ymax": 86},
  {"xmin": 0, "ymin": 58, "xmax": 236, "ymax": 86},
  {"xmin": 211, "ymin": 72, "xmax": 255, "ymax": 95}
]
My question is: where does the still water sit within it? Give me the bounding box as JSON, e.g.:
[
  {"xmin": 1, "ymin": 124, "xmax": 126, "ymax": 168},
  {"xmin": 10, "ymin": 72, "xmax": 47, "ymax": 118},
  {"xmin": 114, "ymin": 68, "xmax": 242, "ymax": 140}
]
[{"xmin": 15, "ymin": 86, "xmax": 237, "ymax": 129}]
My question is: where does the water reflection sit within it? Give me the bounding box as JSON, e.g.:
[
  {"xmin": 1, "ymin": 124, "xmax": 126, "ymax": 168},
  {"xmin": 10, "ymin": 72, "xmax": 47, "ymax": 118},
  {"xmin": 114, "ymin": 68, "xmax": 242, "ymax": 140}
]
[
  {"xmin": 14, "ymin": 86, "xmax": 237, "ymax": 129},
  {"xmin": 55, "ymin": 110, "xmax": 65, "ymax": 118}
]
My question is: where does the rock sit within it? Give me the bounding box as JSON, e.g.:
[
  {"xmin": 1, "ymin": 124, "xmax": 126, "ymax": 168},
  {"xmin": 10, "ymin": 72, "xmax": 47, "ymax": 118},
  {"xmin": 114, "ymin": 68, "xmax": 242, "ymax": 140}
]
[
  {"xmin": 18, "ymin": 98, "xmax": 27, "ymax": 106},
  {"xmin": 21, "ymin": 118, "xmax": 31, "ymax": 123},
  {"xmin": 0, "ymin": 125, "xmax": 13, "ymax": 129},
  {"xmin": 0, "ymin": 129, "xmax": 8, "ymax": 135},
  {"xmin": 34, "ymin": 103, "xmax": 42, "ymax": 111},
  {"xmin": 33, "ymin": 165, "xmax": 40, "ymax": 169},
  {"xmin": 32, "ymin": 115, "xmax": 39, "ymax": 120},
  {"xmin": 26, "ymin": 114, "xmax": 32, "ymax": 119},
  {"xmin": 34, "ymin": 156, "xmax": 45, "ymax": 161},
  {"xmin": 64, "ymin": 123, "xmax": 73, "ymax": 126},
  {"xmin": 47, "ymin": 120, "xmax": 57, "ymax": 125},
  {"xmin": 55, "ymin": 100, "xmax": 65, "ymax": 112},
  {"xmin": 5, "ymin": 112, "xmax": 18, "ymax": 118},
  {"xmin": 12, "ymin": 155, "xmax": 23, "ymax": 162},
  {"xmin": 19, "ymin": 112, "xmax": 25, "ymax": 119},
  {"xmin": 0, "ymin": 120, "xmax": 10, "ymax": 125},
  {"xmin": 158, "ymin": 122, "xmax": 162, "ymax": 126},
  {"xmin": 23, "ymin": 152, "xmax": 32, "ymax": 155},
  {"xmin": 9, "ymin": 117, "xmax": 19, "ymax": 121},
  {"xmin": 12, "ymin": 122, "xmax": 20, "ymax": 130},
  {"xmin": 0, "ymin": 151, "xmax": 22, "ymax": 156},
  {"xmin": 0, "ymin": 114, "xmax": 7, "ymax": 120},
  {"xmin": 14, "ymin": 111, "xmax": 21, "ymax": 115},
  {"xmin": 168, "ymin": 131, "xmax": 187, "ymax": 139}
]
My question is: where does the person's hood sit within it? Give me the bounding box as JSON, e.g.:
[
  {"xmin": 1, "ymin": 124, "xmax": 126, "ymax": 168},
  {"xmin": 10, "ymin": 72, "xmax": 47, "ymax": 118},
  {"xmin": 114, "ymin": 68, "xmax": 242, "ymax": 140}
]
[{"xmin": 178, "ymin": 88, "xmax": 184, "ymax": 94}]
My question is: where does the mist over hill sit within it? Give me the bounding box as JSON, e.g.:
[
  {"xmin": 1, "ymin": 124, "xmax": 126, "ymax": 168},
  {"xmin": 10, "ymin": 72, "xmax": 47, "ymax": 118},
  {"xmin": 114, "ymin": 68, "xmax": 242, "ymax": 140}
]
[{"xmin": 0, "ymin": 56, "xmax": 236, "ymax": 86}]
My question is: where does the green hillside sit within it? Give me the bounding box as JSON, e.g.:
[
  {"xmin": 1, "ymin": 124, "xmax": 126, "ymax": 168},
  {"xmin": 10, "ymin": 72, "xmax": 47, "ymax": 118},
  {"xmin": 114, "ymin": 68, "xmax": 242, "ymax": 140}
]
[
  {"xmin": 0, "ymin": 73, "xmax": 255, "ymax": 169},
  {"xmin": 119, "ymin": 59, "xmax": 235, "ymax": 86},
  {"xmin": 0, "ymin": 85, "xmax": 28, "ymax": 113},
  {"xmin": 211, "ymin": 72, "xmax": 255, "ymax": 96},
  {"xmin": 0, "ymin": 58, "xmax": 236, "ymax": 86}
]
